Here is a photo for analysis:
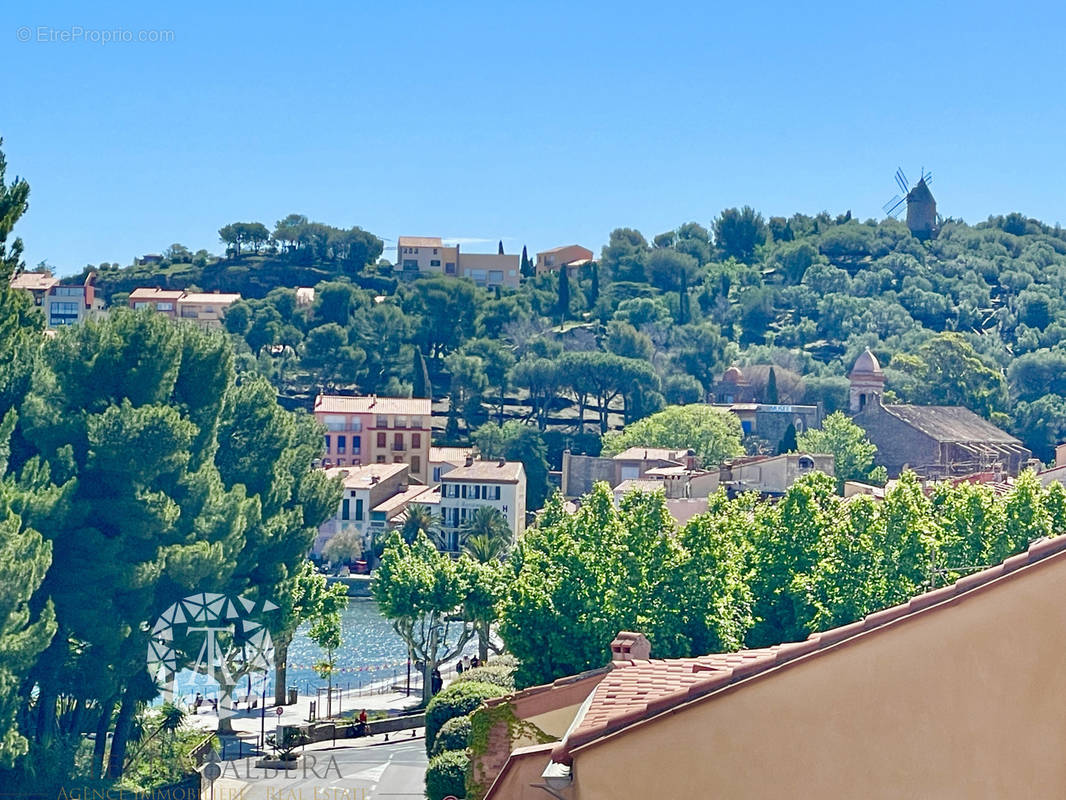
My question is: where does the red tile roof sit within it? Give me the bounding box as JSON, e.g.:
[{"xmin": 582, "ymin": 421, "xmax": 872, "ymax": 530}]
[
  {"xmin": 313, "ymin": 394, "xmax": 431, "ymax": 417},
  {"xmin": 10, "ymin": 272, "xmax": 58, "ymax": 291},
  {"xmin": 551, "ymin": 531, "xmax": 1066, "ymax": 765}
]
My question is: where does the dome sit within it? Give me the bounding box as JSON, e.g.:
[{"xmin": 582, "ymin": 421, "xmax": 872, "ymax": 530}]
[
  {"xmin": 850, "ymin": 348, "xmax": 883, "ymax": 377},
  {"xmin": 722, "ymin": 366, "xmax": 745, "ymax": 384}
]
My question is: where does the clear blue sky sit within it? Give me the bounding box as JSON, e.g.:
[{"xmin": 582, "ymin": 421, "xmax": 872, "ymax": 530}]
[{"xmin": 4, "ymin": 0, "xmax": 1066, "ymax": 275}]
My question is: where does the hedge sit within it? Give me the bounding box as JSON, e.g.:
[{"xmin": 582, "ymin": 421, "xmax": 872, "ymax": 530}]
[
  {"xmin": 431, "ymin": 714, "xmax": 472, "ymax": 757},
  {"xmin": 425, "ymin": 681, "xmax": 506, "ymax": 754},
  {"xmin": 425, "ymin": 749, "xmax": 469, "ymax": 800},
  {"xmin": 452, "ymin": 663, "xmax": 516, "ymax": 691}
]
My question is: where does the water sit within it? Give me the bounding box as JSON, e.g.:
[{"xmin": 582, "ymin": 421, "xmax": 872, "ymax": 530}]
[{"xmin": 286, "ymin": 598, "xmax": 459, "ymax": 695}]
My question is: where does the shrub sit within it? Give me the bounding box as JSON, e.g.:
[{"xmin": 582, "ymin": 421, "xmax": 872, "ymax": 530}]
[
  {"xmin": 452, "ymin": 663, "xmax": 516, "ymax": 691},
  {"xmin": 425, "ymin": 681, "xmax": 506, "ymax": 754},
  {"xmin": 425, "ymin": 749, "xmax": 469, "ymax": 800},
  {"xmin": 431, "ymin": 714, "xmax": 472, "ymax": 757}
]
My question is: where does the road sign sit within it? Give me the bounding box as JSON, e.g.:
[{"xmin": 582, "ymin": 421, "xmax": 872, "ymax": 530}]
[
  {"xmin": 275, "ymin": 706, "xmax": 283, "ymax": 716},
  {"xmin": 203, "ymin": 763, "xmax": 221, "ymax": 782}
]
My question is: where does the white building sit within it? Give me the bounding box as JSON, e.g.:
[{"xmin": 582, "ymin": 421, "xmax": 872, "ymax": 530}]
[
  {"xmin": 439, "ymin": 458, "xmax": 526, "ymax": 551},
  {"xmin": 313, "ymin": 463, "xmax": 410, "ymax": 556}
]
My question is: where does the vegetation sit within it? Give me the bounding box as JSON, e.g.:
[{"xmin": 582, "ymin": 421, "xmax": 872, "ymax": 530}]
[
  {"xmin": 424, "ymin": 681, "xmax": 506, "ymax": 755},
  {"xmin": 430, "ymin": 714, "xmax": 473, "ymax": 757},
  {"xmin": 600, "ymin": 404, "xmax": 745, "ymax": 467},
  {"xmin": 425, "ymin": 749, "xmax": 470, "ymax": 800}
]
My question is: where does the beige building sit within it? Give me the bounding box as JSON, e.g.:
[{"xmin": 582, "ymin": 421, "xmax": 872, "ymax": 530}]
[
  {"xmin": 719, "ymin": 452, "xmax": 835, "ymax": 496},
  {"xmin": 313, "ymin": 463, "xmax": 410, "ymax": 555},
  {"xmin": 439, "ymin": 458, "xmax": 526, "ymax": 551},
  {"xmin": 397, "ymin": 236, "xmax": 520, "ymax": 288},
  {"xmin": 429, "ymin": 446, "xmax": 474, "ymax": 484},
  {"xmin": 535, "ymin": 244, "xmax": 593, "ymax": 276},
  {"xmin": 313, "ymin": 394, "xmax": 432, "ymax": 484},
  {"xmin": 176, "ymin": 292, "xmax": 242, "ymax": 328},
  {"xmin": 482, "ymin": 533, "xmax": 1066, "ymax": 799}
]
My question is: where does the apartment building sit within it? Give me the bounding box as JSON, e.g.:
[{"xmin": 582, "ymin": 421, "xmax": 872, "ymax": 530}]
[
  {"xmin": 129, "ymin": 288, "xmax": 241, "ymax": 328},
  {"xmin": 313, "ymin": 463, "xmax": 410, "ymax": 555},
  {"xmin": 11, "ymin": 271, "xmax": 107, "ymax": 328},
  {"xmin": 439, "ymin": 458, "xmax": 526, "ymax": 551},
  {"xmin": 129, "ymin": 288, "xmax": 184, "ymax": 318},
  {"xmin": 535, "ymin": 244, "xmax": 593, "ymax": 276},
  {"xmin": 313, "ymin": 394, "xmax": 432, "ymax": 484},
  {"xmin": 396, "ymin": 236, "xmax": 520, "ymax": 288}
]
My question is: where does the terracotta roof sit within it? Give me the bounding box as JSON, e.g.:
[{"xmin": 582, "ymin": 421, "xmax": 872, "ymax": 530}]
[
  {"xmin": 613, "ymin": 479, "xmax": 664, "ymax": 495},
  {"xmin": 10, "ymin": 272, "xmax": 58, "ymax": 291},
  {"xmin": 551, "ymin": 531, "xmax": 1066, "ymax": 765},
  {"xmin": 882, "ymin": 404, "xmax": 1022, "ymax": 445},
  {"xmin": 129, "ymin": 287, "xmax": 185, "ymax": 301},
  {"xmin": 397, "ymin": 236, "xmax": 444, "ymax": 248},
  {"xmin": 429, "ymin": 446, "xmax": 474, "ymax": 463},
  {"xmin": 313, "ymin": 395, "xmax": 432, "ymax": 417},
  {"xmin": 441, "ymin": 460, "xmax": 525, "ymax": 483},
  {"xmin": 372, "ymin": 485, "xmax": 434, "ymax": 517},
  {"xmin": 612, "ymin": 447, "xmax": 693, "ymax": 463}
]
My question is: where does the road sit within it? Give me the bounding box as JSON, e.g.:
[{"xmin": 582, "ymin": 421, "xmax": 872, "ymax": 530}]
[{"xmin": 210, "ymin": 739, "xmax": 427, "ymax": 800}]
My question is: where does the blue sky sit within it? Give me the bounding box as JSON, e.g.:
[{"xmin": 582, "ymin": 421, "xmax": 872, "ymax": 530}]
[{"xmin": 4, "ymin": 0, "xmax": 1066, "ymax": 275}]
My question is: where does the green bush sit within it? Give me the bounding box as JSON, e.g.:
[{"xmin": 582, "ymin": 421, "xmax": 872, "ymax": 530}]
[
  {"xmin": 431, "ymin": 714, "xmax": 472, "ymax": 757},
  {"xmin": 425, "ymin": 749, "xmax": 469, "ymax": 800},
  {"xmin": 425, "ymin": 681, "xmax": 505, "ymax": 754},
  {"xmin": 452, "ymin": 663, "xmax": 516, "ymax": 691}
]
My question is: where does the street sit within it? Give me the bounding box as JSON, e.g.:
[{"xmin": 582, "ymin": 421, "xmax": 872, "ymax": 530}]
[{"xmin": 211, "ymin": 739, "xmax": 428, "ymax": 800}]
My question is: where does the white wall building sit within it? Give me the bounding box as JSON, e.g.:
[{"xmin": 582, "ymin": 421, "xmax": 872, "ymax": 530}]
[{"xmin": 438, "ymin": 459, "xmax": 526, "ymax": 551}]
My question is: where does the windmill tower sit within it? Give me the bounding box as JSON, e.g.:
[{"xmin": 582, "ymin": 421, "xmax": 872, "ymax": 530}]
[{"xmin": 883, "ymin": 167, "xmax": 939, "ymax": 241}]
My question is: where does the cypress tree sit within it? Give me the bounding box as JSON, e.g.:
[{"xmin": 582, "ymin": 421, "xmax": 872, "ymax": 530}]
[
  {"xmin": 498, "ymin": 240, "xmax": 504, "ymax": 255},
  {"xmin": 413, "ymin": 348, "xmax": 432, "ymax": 398},
  {"xmin": 767, "ymin": 367, "xmax": 779, "ymax": 404},
  {"xmin": 557, "ymin": 265, "xmax": 570, "ymax": 324},
  {"xmin": 520, "ymin": 245, "xmax": 533, "ymax": 278},
  {"xmin": 778, "ymin": 422, "xmax": 798, "ymax": 454},
  {"xmin": 588, "ymin": 262, "xmax": 599, "ymax": 306}
]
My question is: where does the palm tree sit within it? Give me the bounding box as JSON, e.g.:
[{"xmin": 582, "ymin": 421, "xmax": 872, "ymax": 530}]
[
  {"xmin": 460, "ymin": 507, "xmax": 512, "ymax": 557},
  {"xmin": 400, "ymin": 503, "xmax": 440, "ymax": 546}
]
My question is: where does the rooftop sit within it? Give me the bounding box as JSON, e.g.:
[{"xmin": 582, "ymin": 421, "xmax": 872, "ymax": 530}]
[
  {"xmin": 129, "ymin": 287, "xmax": 185, "ymax": 301},
  {"xmin": 430, "ymin": 446, "xmax": 474, "ymax": 464},
  {"xmin": 178, "ymin": 292, "xmax": 242, "ymax": 304},
  {"xmin": 850, "ymin": 347, "xmax": 884, "ymax": 376},
  {"xmin": 549, "ymin": 531, "xmax": 1066, "ymax": 765},
  {"xmin": 441, "ymin": 460, "xmax": 525, "ymax": 483},
  {"xmin": 397, "ymin": 235, "xmax": 445, "ymax": 248},
  {"xmin": 313, "ymin": 395, "xmax": 432, "ymax": 417},
  {"xmin": 613, "ymin": 479, "xmax": 664, "ymax": 495},
  {"xmin": 372, "ymin": 485, "xmax": 434, "ymax": 517},
  {"xmin": 881, "ymin": 404, "xmax": 1022, "ymax": 445},
  {"xmin": 611, "ymin": 446, "xmax": 694, "ymax": 463},
  {"xmin": 324, "ymin": 463, "xmax": 407, "ymax": 489},
  {"xmin": 10, "ymin": 272, "xmax": 58, "ymax": 291}
]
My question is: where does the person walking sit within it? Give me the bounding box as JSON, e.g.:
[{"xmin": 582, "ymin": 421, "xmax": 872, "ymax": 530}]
[
  {"xmin": 431, "ymin": 667, "xmax": 443, "ymax": 695},
  {"xmin": 456, "ymin": 659, "xmax": 464, "ymax": 675}
]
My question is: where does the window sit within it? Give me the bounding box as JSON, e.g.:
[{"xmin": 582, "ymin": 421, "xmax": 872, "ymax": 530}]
[
  {"xmin": 411, "ymin": 416, "xmax": 423, "ymax": 429},
  {"xmin": 341, "ymin": 499, "xmax": 350, "ymax": 521},
  {"xmin": 489, "ymin": 270, "xmax": 504, "ymax": 285},
  {"xmin": 352, "ymin": 435, "xmax": 361, "ymax": 455},
  {"xmin": 324, "ymin": 435, "xmax": 331, "ymax": 451},
  {"xmin": 411, "ymin": 455, "xmax": 421, "ymax": 474},
  {"xmin": 156, "ymin": 302, "xmax": 174, "ymax": 311},
  {"xmin": 430, "ymin": 260, "xmax": 440, "ymax": 267},
  {"xmin": 433, "ymin": 467, "xmax": 442, "ymax": 482},
  {"xmin": 445, "ymin": 262, "xmax": 456, "ymax": 274},
  {"xmin": 355, "ymin": 499, "xmax": 364, "ymax": 521},
  {"xmin": 411, "ymin": 433, "xmax": 421, "ymax": 448},
  {"xmin": 337, "ymin": 435, "xmax": 346, "ymax": 454},
  {"xmin": 349, "ymin": 420, "xmax": 362, "ymax": 432},
  {"xmin": 376, "ymin": 455, "xmax": 386, "ymax": 463},
  {"xmin": 798, "ymin": 456, "xmax": 815, "ymax": 471},
  {"xmin": 394, "ymin": 433, "xmax": 404, "ymax": 451},
  {"xmin": 377, "ymin": 432, "xmax": 386, "ymax": 448},
  {"xmin": 494, "ymin": 485, "xmax": 501, "ymax": 500},
  {"xmin": 376, "ymin": 415, "xmax": 388, "ymax": 428},
  {"xmin": 460, "ymin": 484, "xmax": 468, "ymax": 499},
  {"xmin": 403, "ymin": 259, "xmax": 418, "ymax": 270},
  {"xmin": 395, "ymin": 416, "xmax": 408, "ymax": 429},
  {"xmin": 433, "ymin": 248, "xmax": 438, "ymax": 255},
  {"xmin": 394, "ymin": 456, "xmax": 403, "ymax": 463},
  {"xmin": 134, "ymin": 302, "xmax": 149, "ymax": 309}
]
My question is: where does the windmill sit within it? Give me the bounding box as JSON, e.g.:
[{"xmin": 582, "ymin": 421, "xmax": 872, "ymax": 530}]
[{"xmin": 883, "ymin": 167, "xmax": 939, "ymax": 241}]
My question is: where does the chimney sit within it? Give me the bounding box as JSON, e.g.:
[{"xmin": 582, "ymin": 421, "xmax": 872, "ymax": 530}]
[
  {"xmin": 465, "ymin": 454, "xmax": 474, "ymax": 467},
  {"xmin": 498, "ymin": 457, "xmax": 506, "ymax": 467},
  {"xmin": 371, "ymin": 475, "xmax": 379, "ymax": 485},
  {"xmin": 610, "ymin": 631, "xmax": 651, "ymax": 664}
]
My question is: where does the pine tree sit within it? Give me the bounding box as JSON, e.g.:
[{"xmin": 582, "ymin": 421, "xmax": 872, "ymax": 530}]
[
  {"xmin": 557, "ymin": 265, "xmax": 570, "ymax": 324},
  {"xmin": 678, "ymin": 269, "xmax": 690, "ymax": 324},
  {"xmin": 767, "ymin": 367, "xmax": 779, "ymax": 403},
  {"xmin": 413, "ymin": 348, "xmax": 432, "ymax": 398},
  {"xmin": 498, "ymin": 240, "xmax": 504, "ymax": 255}
]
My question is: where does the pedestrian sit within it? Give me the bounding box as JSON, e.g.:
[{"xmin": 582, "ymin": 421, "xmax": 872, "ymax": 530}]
[
  {"xmin": 470, "ymin": 655, "xmax": 480, "ymax": 669},
  {"xmin": 431, "ymin": 667, "xmax": 443, "ymax": 695},
  {"xmin": 210, "ymin": 697, "xmax": 218, "ymax": 713},
  {"xmin": 456, "ymin": 659, "xmax": 464, "ymax": 675},
  {"xmin": 463, "ymin": 656, "xmax": 471, "ymax": 671},
  {"xmin": 194, "ymin": 692, "xmax": 203, "ymax": 713},
  {"xmin": 358, "ymin": 709, "xmax": 368, "ymax": 736}
]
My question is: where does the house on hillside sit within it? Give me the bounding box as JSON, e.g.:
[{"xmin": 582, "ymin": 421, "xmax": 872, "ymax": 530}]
[
  {"xmin": 719, "ymin": 452, "xmax": 834, "ymax": 497},
  {"xmin": 479, "ymin": 534, "xmax": 1066, "ymax": 798},
  {"xmin": 439, "ymin": 458, "xmax": 526, "ymax": 550},
  {"xmin": 396, "ymin": 236, "xmax": 520, "ymax": 288},
  {"xmin": 313, "ymin": 463, "xmax": 411, "ymax": 556},
  {"xmin": 560, "ymin": 447, "xmax": 700, "ymax": 498},
  {"xmin": 535, "ymin": 244, "xmax": 593, "ymax": 276},
  {"xmin": 11, "ymin": 271, "xmax": 106, "ymax": 328}
]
